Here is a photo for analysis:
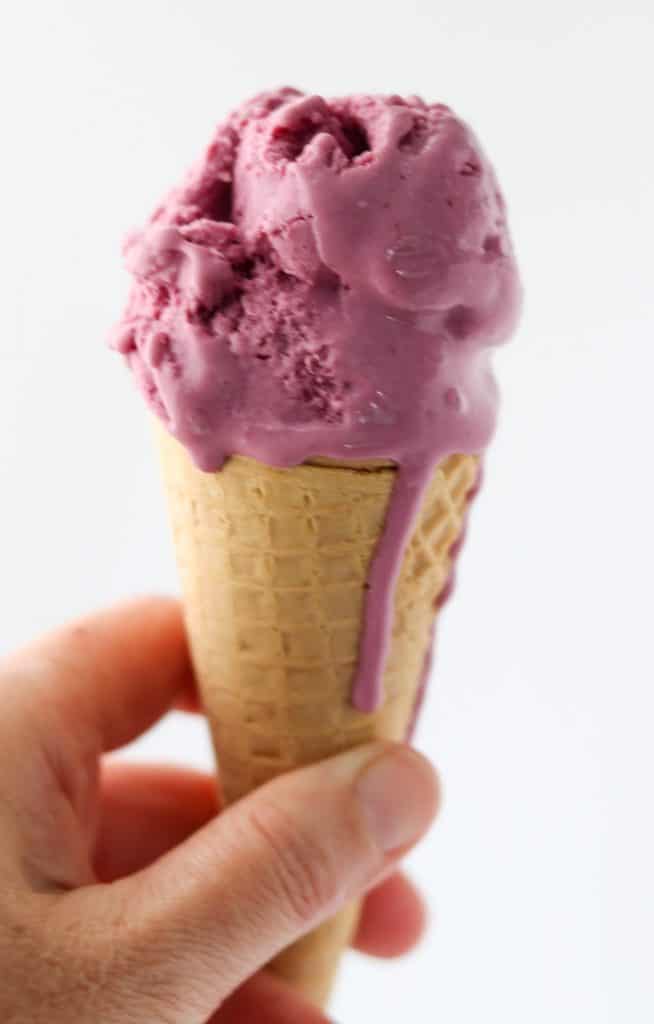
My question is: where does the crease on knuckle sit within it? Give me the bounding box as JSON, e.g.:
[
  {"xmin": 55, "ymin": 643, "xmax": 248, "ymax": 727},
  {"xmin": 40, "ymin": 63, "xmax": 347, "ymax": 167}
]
[
  {"xmin": 49, "ymin": 891, "xmax": 190, "ymax": 1023},
  {"xmin": 1, "ymin": 896, "xmax": 114, "ymax": 1020},
  {"xmin": 1, "ymin": 889, "xmax": 191, "ymax": 1024},
  {"xmin": 246, "ymin": 800, "xmax": 340, "ymax": 926}
]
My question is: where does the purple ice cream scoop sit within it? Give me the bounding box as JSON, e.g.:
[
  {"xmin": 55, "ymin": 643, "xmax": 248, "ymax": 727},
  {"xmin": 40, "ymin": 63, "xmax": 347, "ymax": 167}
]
[{"xmin": 112, "ymin": 88, "xmax": 521, "ymax": 711}]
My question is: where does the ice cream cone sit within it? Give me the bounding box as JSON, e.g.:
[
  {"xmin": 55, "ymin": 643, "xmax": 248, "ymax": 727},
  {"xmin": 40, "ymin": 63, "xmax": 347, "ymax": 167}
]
[{"xmin": 156, "ymin": 424, "xmax": 478, "ymax": 1007}]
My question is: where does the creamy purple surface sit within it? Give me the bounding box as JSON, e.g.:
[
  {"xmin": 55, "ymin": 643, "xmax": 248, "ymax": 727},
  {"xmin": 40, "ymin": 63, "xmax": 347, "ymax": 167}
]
[{"xmin": 112, "ymin": 88, "xmax": 521, "ymax": 712}]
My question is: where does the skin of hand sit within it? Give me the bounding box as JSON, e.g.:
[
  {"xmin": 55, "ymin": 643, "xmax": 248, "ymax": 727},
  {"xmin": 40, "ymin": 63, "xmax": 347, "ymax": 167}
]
[{"xmin": 0, "ymin": 597, "xmax": 439, "ymax": 1024}]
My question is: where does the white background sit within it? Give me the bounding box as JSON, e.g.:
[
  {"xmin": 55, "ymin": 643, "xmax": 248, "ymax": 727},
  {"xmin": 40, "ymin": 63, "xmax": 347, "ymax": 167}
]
[{"xmin": 1, "ymin": 2, "xmax": 653, "ymax": 1020}]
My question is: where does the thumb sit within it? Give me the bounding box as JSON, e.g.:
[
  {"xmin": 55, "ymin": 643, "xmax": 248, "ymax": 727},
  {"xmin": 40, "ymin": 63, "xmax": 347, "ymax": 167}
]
[{"xmin": 101, "ymin": 742, "xmax": 437, "ymax": 1019}]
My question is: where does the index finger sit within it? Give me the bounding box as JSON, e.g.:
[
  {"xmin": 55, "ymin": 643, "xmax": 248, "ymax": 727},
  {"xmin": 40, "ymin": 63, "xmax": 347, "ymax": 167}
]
[{"xmin": 2, "ymin": 596, "xmax": 195, "ymax": 753}]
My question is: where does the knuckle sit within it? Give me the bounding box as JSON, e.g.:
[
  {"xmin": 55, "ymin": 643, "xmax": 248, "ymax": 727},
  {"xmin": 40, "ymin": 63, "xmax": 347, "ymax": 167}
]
[
  {"xmin": 52, "ymin": 891, "xmax": 188, "ymax": 1023},
  {"xmin": 1, "ymin": 890, "xmax": 189, "ymax": 1024},
  {"xmin": 246, "ymin": 799, "xmax": 342, "ymax": 925},
  {"xmin": 1, "ymin": 895, "xmax": 112, "ymax": 1018}
]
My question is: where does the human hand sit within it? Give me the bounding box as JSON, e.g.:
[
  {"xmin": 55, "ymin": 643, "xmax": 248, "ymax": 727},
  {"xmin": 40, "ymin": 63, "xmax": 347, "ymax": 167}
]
[{"xmin": 0, "ymin": 597, "xmax": 439, "ymax": 1023}]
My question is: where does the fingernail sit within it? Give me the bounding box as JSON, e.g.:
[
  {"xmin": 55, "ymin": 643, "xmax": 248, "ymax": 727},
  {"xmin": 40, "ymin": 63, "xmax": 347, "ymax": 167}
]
[{"xmin": 356, "ymin": 746, "xmax": 438, "ymax": 853}]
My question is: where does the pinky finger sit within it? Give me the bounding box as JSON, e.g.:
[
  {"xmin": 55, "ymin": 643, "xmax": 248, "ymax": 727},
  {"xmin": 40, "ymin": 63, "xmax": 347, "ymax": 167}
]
[
  {"xmin": 215, "ymin": 971, "xmax": 331, "ymax": 1024},
  {"xmin": 354, "ymin": 871, "xmax": 427, "ymax": 958}
]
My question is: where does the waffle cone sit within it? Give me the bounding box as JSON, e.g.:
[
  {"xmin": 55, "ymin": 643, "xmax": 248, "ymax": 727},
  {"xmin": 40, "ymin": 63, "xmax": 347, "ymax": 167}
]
[{"xmin": 157, "ymin": 426, "xmax": 478, "ymax": 1007}]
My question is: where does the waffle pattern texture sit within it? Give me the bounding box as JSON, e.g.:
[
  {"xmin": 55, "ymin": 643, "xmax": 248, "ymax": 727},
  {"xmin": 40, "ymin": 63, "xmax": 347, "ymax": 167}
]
[{"xmin": 157, "ymin": 426, "xmax": 478, "ymax": 1005}]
